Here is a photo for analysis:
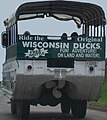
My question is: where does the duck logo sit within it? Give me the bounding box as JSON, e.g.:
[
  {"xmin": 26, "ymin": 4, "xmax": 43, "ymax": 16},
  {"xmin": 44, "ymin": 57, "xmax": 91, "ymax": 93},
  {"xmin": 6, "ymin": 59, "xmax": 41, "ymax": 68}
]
[{"xmin": 25, "ymin": 48, "xmax": 48, "ymax": 58}]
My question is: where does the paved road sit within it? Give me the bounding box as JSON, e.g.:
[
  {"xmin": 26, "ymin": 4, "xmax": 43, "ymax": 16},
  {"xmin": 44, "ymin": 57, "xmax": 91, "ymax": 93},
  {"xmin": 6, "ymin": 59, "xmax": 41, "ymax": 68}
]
[{"xmin": 0, "ymin": 90, "xmax": 107, "ymax": 120}]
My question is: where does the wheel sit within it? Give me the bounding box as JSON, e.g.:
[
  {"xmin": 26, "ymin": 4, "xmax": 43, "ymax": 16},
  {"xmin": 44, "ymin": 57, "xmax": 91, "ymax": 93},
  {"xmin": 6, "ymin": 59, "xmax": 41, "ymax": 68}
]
[
  {"xmin": 71, "ymin": 100, "xmax": 87, "ymax": 119},
  {"xmin": 11, "ymin": 100, "xmax": 17, "ymax": 114},
  {"xmin": 16, "ymin": 100, "xmax": 30, "ymax": 119},
  {"xmin": 61, "ymin": 101, "xmax": 70, "ymax": 113}
]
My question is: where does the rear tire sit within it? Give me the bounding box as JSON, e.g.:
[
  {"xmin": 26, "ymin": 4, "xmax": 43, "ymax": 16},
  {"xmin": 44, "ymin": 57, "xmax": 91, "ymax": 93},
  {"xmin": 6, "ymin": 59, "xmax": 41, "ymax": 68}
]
[
  {"xmin": 61, "ymin": 99, "xmax": 70, "ymax": 113},
  {"xmin": 16, "ymin": 100, "xmax": 30, "ymax": 119},
  {"xmin": 71, "ymin": 100, "xmax": 87, "ymax": 119},
  {"xmin": 11, "ymin": 100, "xmax": 17, "ymax": 114}
]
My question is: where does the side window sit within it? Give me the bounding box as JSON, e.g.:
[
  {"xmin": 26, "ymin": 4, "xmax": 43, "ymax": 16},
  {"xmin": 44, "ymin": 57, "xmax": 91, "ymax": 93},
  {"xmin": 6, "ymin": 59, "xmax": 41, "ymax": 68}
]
[
  {"xmin": 10, "ymin": 26, "xmax": 13, "ymax": 46},
  {"xmin": 8, "ymin": 28, "xmax": 11, "ymax": 46},
  {"xmin": 14, "ymin": 24, "xmax": 17, "ymax": 43},
  {"xmin": 7, "ymin": 24, "xmax": 17, "ymax": 47}
]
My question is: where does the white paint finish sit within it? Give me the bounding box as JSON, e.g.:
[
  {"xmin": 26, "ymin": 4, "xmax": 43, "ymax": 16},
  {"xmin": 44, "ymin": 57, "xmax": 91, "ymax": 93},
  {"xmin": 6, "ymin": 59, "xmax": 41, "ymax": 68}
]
[
  {"xmin": 8, "ymin": 60, "xmax": 105, "ymax": 77},
  {"xmin": 74, "ymin": 61, "xmax": 86, "ymax": 75},
  {"xmin": 2, "ymin": 60, "xmax": 17, "ymax": 82},
  {"xmin": 34, "ymin": 61, "xmax": 46, "ymax": 75},
  {"xmin": 3, "ymin": 60, "xmax": 105, "ymax": 80},
  {"xmin": 3, "ymin": 60, "xmax": 17, "ymax": 73},
  {"xmin": 73, "ymin": 61, "xmax": 105, "ymax": 76},
  {"xmin": 16, "ymin": 60, "xmax": 46, "ymax": 75}
]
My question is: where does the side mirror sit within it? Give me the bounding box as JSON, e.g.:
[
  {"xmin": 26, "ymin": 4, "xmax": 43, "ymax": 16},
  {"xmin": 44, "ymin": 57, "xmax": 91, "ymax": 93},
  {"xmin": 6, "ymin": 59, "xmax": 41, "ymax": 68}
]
[{"xmin": 1, "ymin": 31, "xmax": 8, "ymax": 48}]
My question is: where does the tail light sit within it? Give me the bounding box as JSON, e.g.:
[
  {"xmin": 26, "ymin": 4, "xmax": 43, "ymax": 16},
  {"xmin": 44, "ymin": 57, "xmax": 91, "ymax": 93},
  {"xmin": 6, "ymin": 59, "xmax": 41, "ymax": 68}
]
[{"xmin": 1, "ymin": 32, "xmax": 8, "ymax": 48}]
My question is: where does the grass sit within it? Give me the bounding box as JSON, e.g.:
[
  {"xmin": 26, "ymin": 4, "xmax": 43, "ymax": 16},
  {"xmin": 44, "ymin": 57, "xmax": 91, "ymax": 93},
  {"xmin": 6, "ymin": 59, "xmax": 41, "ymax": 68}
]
[
  {"xmin": 89, "ymin": 77, "xmax": 107, "ymax": 107},
  {"xmin": 97, "ymin": 77, "xmax": 107, "ymax": 106}
]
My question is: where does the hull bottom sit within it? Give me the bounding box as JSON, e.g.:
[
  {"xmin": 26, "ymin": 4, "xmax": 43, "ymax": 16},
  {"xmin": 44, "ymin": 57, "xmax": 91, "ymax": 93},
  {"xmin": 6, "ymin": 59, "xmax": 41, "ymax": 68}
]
[{"xmin": 13, "ymin": 74, "xmax": 104, "ymax": 101}]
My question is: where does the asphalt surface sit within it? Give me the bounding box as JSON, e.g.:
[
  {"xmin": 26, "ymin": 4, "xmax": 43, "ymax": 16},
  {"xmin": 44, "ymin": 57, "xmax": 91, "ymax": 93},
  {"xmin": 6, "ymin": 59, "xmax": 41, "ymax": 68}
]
[{"xmin": 0, "ymin": 90, "xmax": 107, "ymax": 120}]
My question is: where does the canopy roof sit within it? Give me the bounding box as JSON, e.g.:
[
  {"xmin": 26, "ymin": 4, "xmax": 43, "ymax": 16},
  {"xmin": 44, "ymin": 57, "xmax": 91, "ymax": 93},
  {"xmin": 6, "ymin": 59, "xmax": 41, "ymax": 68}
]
[{"xmin": 5, "ymin": 1, "xmax": 107, "ymax": 27}]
